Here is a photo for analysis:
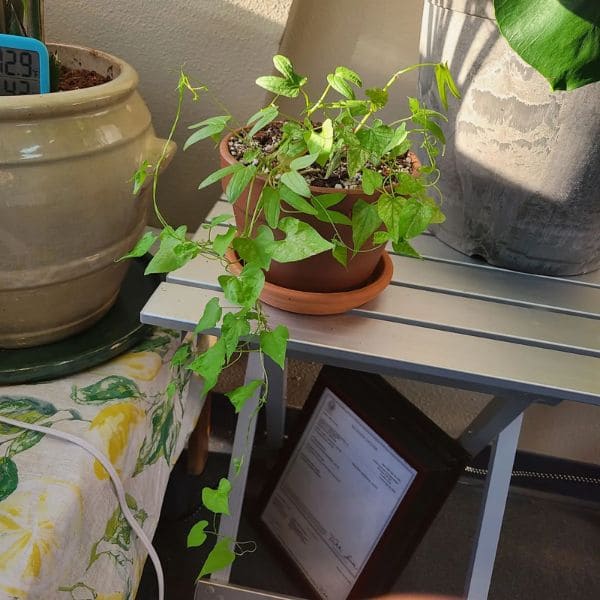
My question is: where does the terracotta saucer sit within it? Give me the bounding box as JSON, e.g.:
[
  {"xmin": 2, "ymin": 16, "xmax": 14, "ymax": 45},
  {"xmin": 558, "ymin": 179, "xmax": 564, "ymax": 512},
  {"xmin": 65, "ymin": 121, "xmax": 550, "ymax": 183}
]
[{"xmin": 224, "ymin": 249, "xmax": 393, "ymax": 315}]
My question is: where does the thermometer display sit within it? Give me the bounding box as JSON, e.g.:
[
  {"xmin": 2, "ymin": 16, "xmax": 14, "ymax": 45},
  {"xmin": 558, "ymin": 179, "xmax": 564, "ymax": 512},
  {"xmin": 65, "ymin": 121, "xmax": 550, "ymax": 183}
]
[{"xmin": 0, "ymin": 34, "xmax": 50, "ymax": 95}]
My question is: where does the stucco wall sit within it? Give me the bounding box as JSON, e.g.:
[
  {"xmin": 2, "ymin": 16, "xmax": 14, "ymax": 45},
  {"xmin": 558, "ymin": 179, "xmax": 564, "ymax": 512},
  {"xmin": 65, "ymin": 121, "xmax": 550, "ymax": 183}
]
[
  {"xmin": 278, "ymin": 0, "xmax": 425, "ymax": 120},
  {"xmin": 46, "ymin": 0, "xmax": 599, "ymax": 466},
  {"xmin": 46, "ymin": 0, "xmax": 293, "ymax": 228}
]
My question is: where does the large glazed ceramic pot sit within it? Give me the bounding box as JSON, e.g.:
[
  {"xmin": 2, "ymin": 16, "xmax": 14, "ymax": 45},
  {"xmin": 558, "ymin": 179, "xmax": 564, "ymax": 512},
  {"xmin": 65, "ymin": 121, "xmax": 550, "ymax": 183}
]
[
  {"xmin": 418, "ymin": 0, "xmax": 600, "ymax": 275},
  {"xmin": 0, "ymin": 43, "xmax": 175, "ymax": 348}
]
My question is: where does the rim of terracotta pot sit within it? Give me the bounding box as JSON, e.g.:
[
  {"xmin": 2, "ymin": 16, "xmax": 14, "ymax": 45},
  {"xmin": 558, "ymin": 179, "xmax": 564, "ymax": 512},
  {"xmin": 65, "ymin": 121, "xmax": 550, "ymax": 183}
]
[
  {"xmin": 0, "ymin": 42, "xmax": 138, "ymax": 119},
  {"xmin": 219, "ymin": 127, "xmax": 421, "ymax": 195},
  {"xmin": 225, "ymin": 248, "xmax": 394, "ymax": 315}
]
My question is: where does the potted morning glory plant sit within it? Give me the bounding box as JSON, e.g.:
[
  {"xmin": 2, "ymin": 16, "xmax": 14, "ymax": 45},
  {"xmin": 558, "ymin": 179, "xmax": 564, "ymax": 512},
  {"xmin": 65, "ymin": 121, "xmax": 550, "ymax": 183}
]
[{"xmin": 125, "ymin": 54, "xmax": 459, "ymax": 579}]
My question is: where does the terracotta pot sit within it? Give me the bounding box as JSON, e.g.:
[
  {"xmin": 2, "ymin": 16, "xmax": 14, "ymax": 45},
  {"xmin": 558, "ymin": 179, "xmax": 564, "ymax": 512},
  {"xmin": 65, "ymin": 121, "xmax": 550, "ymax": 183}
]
[
  {"xmin": 0, "ymin": 43, "xmax": 175, "ymax": 348},
  {"xmin": 219, "ymin": 130, "xmax": 419, "ymax": 293}
]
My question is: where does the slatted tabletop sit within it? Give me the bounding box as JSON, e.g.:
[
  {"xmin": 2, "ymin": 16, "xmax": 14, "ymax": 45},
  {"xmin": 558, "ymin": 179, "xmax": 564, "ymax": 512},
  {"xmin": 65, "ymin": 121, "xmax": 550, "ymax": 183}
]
[{"xmin": 141, "ymin": 200, "xmax": 600, "ymax": 406}]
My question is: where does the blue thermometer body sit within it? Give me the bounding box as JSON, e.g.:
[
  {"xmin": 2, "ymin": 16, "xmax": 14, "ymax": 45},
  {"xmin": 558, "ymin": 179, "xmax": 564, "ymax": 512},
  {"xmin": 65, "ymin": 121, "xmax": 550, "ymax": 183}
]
[{"xmin": 0, "ymin": 33, "xmax": 50, "ymax": 95}]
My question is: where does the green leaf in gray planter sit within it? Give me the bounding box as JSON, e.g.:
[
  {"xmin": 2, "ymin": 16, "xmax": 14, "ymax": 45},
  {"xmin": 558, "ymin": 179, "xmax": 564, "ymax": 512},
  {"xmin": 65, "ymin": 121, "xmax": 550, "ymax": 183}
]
[
  {"xmin": 0, "ymin": 396, "xmax": 57, "ymax": 435},
  {"xmin": 494, "ymin": 0, "xmax": 600, "ymax": 90},
  {"xmin": 0, "ymin": 457, "xmax": 18, "ymax": 501},
  {"xmin": 70, "ymin": 376, "xmax": 142, "ymax": 405}
]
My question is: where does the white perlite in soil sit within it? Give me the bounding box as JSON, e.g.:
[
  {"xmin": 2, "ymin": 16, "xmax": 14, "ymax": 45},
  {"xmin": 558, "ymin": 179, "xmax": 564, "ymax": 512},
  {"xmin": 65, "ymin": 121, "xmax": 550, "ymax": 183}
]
[{"xmin": 227, "ymin": 124, "xmax": 415, "ymax": 190}]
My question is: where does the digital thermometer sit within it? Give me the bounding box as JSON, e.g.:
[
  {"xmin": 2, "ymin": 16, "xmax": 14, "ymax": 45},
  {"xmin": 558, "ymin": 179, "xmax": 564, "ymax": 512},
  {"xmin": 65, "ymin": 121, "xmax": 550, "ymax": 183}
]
[{"xmin": 0, "ymin": 33, "xmax": 50, "ymax": 95}]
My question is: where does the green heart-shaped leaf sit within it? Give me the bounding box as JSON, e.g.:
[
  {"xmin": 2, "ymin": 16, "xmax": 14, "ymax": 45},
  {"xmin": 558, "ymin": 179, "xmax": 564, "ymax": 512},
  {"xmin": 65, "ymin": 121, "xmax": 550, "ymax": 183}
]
[
  {"xmin": 272, "ymin": 217, "xmax": 333, "ymax": 263},
  {"xmin": 198, "ymin": 538, "xmax": 236, "ymax": 579},
  {"xmin": 494, "ymin": 0, "xmax": 600, "ymax": 90},
  {"xmin": 202, "ymin": 478, "xmax": 232, "ymax": 515},
  {"xmin": 194, "ymin": 297, "xmax": 222, "ymax": 334},
  {"xmin": 260, "ymin": 325, "xmax": 289, "ymax": 370},
  {"xmin": 226, "ymin": 380, "xmax": 263, "ymax": 413},
  {"xmin": 187, "ymin": 520, "xmax": 209, "ymax": 548}
]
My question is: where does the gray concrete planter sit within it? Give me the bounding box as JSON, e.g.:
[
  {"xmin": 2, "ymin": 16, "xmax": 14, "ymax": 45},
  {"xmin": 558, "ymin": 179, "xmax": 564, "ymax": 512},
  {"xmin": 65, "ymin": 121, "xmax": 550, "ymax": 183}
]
[
  {"xmin": 418, "ymin": 0, "xmax": 600, "ymax": 275},
  {"xmin": 0, "ymin": 43, "xmax": 174, "ymax": 348}
]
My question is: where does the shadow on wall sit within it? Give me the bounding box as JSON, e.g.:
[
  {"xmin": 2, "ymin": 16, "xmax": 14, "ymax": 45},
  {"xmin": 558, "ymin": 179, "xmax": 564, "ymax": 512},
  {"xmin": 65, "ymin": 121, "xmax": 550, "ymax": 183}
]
[
  {"xmin": 278, "ymin": 0, "xmax": 425, "ymax": 125},
  {"xmin": 46, "ymin": 0, "xmax": 292, "ymax": 228},
  {"xmin": 421, "ymin": 0, "xmax": 496, "ymax": 112},
  {"xmin": 419, "ymin": 0, "xmax": 600, "ymax": 274}
]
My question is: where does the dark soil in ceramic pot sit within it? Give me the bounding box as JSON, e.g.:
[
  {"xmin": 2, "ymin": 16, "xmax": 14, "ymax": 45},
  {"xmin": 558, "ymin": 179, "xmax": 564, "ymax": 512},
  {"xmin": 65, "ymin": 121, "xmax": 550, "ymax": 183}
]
[{"xmin": 219, "ymin": 130, "xmax": 420, "ymax": 293}]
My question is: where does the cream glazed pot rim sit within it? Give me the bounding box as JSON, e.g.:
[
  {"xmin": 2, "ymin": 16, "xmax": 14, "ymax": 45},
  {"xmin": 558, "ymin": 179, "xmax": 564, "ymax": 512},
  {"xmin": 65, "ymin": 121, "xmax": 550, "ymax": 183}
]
[{"xmin": 0, "ymin": 42, "xmax": 139, "ymax": 119}]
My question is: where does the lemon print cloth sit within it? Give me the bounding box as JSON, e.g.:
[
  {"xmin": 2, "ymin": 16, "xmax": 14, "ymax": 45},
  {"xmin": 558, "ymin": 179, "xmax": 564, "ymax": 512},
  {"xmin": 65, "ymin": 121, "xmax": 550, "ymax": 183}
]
[{"xmin": 0, "ymin": 329, "xmax": 204, "ymax": 599}]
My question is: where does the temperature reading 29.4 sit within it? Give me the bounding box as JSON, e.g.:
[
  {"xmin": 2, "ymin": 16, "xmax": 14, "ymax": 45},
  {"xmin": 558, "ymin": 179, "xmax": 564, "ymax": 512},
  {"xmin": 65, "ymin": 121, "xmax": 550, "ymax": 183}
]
[{"xmin": 0, "ymin": 47, "xmax": 42, "ymax": 95}]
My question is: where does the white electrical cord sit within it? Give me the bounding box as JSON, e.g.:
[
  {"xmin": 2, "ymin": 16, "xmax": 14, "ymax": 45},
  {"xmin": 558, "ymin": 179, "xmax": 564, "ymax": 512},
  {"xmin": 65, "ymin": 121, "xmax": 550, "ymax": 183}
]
[{"xmin": 0, "ymin": 415, "xmax": 164, "ymax": 600}]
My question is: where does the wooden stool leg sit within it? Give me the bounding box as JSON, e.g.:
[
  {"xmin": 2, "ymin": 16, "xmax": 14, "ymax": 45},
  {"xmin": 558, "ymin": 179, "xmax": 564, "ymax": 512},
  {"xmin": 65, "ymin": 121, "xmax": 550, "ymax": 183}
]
[{"xmin": 187, "ymin": 392, "xmax": 212, "ymax": 475}]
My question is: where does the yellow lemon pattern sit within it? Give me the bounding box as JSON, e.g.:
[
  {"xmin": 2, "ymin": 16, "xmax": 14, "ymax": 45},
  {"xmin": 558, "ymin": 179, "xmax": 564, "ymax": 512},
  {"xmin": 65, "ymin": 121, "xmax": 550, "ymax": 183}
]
[
  {"xmin": 0, "ymin": 478, "xmax": 82, "ymax": 595},
  {"xmin": 90, "ymin": 403, "xmax": 145, "ymax": 480},
  {"xmin": 98, "ymin": 351, "xmax": 163, "ymax": 381},
  {"xmin": 0, "ymin": 328, "xmax": 197, "ymax": 598}
]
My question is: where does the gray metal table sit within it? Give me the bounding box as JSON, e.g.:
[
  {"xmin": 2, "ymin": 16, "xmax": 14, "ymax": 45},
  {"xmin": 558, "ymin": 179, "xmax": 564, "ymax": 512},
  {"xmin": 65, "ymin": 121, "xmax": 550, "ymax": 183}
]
[{"xmin": 141, "ymin": 200, "xmax": 600, "ymax": 600}]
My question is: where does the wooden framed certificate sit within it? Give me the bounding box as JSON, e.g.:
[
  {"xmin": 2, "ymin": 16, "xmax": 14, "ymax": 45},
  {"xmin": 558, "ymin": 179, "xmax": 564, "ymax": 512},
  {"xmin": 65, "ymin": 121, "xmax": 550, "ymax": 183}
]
[{"xmin": 259, "ymin": 366, "xmax": 467, "ymax": 600}]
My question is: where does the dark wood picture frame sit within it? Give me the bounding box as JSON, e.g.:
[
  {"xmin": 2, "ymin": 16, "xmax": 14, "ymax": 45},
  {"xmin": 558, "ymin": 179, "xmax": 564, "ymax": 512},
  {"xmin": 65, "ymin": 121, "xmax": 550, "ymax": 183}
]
[{"xmin": 258, "ymin": 366, "xmax": 468, "ymax": 600}]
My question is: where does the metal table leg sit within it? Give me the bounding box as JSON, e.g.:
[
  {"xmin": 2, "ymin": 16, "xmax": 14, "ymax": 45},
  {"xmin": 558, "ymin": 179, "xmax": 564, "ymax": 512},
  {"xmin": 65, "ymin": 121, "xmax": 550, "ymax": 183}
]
[
  {"xmin": 465, "ymin": 411, "xmax": 524, "ymax": 600},
  {"xmin": 211, "ymin": 351, "xmax": 264, "ymax": 584},
  {"xmin": 265, "ymin": 357, "xmax": 287, "ymax": 448},
  {"xmin": 459, "ymin": 395, "xmax": 531, "ymax": 457}
]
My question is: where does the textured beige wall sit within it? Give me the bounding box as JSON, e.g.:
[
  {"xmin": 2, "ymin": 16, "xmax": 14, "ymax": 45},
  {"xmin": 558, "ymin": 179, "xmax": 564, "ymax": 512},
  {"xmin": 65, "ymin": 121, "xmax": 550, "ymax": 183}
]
[
  {"xmin": 46, "ymin": 0, "xmax": 293, "ymax": 228},
  {"xmin": 47, "ymin": 0, "xmax": 599, "ymax": 465},
  {"xmin": 279, "ymin": 0, "xmax": 425, "ymax": 120}
]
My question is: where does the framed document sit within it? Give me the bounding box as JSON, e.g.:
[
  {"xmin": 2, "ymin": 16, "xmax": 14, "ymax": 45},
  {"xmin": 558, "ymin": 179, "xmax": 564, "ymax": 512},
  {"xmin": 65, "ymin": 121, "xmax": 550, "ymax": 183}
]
[{"xmin": 259, "ymin": 366, "xmax": 467, "ymax": 600}]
